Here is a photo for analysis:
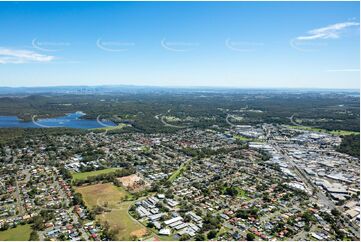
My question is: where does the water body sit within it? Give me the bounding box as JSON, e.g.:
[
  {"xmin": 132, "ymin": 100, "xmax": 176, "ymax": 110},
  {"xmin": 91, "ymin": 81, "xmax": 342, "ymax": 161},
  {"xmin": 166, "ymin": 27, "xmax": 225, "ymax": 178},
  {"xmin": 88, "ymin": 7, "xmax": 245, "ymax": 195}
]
[{"xmin": 0, "ymin": 111, "xmax": 116, "ymax": 129}]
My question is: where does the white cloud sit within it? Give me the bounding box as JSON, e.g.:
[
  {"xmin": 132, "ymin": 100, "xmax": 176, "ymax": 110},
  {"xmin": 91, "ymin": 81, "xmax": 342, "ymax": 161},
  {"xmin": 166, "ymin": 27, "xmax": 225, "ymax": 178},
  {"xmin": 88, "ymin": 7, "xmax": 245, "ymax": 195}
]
[
  {"xmin": 0, "ymin": 48, "xmax": 55, "ymax": 64},
  {"xmin": 296, "ymin": 21, "xmax": 359, "ymax": 40}
]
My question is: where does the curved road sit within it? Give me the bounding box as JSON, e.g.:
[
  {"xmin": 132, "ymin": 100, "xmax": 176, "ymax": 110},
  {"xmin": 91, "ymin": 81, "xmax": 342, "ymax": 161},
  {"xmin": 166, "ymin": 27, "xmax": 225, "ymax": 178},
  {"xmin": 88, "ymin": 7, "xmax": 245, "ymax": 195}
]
[
  {"xmin": 160, "ymin": 115, "xmax": 186, "ymax": 128},
  {"xmin": 32, "ymin": 115, "xmax": 60, "ymax": 128},
  {"xmin": 157, "ymin": 109, "xmax": 188, "ymax": 128},
  {"xmin": 225, "ymin": 114, "xmax": 236, "ymax": 127},
  {"xmin": 289, "ymin": 113, "xmax": 301, "ymax": 126},
  {"xmin": 96, "ymin": 115, "xmax": 114, "ymax": 127}
]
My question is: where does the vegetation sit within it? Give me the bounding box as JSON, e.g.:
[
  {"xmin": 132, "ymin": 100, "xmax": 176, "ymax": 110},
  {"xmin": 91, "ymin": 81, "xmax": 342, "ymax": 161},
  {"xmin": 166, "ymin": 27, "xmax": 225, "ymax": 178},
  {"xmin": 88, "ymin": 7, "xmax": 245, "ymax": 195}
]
[
  {"xmin": 168, "ymin": 159, "xmax": 192, "ymax": 182},
  {"xmin": 76, "ymin": 183, "xmax": 145, "ymax": 240},
  {"xmin": 246, "ymin": 232, "xmax": 256, "ymax": 241},
  {"xmin": 29, "ymin": 230, "xmax": 40, "ymax": 241},
  {"xmin": 0, "ymin": 91, "xmax": 358, "ymax": 134},
  {"xmin": 75, "ymin": 183, "xmax": 128, "ymax": 208},
  {"xmin": 0, "ymin": 127, "xmax": 86, "ymax": 145},
  {"xmin": 337, "ymin": 134, "xmax": 360, "ymax": 157},
  {"xmin": 222, "ymin": 186, "xmax": 247, "ymax": 198},
  {"xmin": 202, "ymin": 213, "xmax": 222, "ymax": 231},
  {"xmin": 72, "ymin": 192, "xmax": 85, "ymax": 207},
  {"xmin": 71, "ymin": 168, "xmax": 122, "ymax": 182},
  {"xmin": 181, "ymin": 146, "xmax": 244, "ymax": 158},
  {"xmin": 0, "ymin": 224, "xmax": 32, "ymax": 241},
  {"xmin": 287, "ymin": 125, "xmax": 359, "ymax": 136},
  {"xmin": 235, "ymin": 208, "xmax": 259, "ymax": 219},
  {"xmin": 223, "ymin": 186, "xmax": 239, "ymax": 197},
  {"xmin": 72, "ymin": 168, "xmax": 135, "ymax": 186},
  {"xmin": 91, "ymin": 123, "xmax": 128, "ymax": 131},
  {"xmin": 234, "ymin": 135, "xmax": 255, "ymax": 141},
  {"xmin": 207, "ymin": 230, "xmax": 218, "ymax": 239},
  {"xmin": 31, "ymin": 210, "xmax": 55, "ymax": 231}
]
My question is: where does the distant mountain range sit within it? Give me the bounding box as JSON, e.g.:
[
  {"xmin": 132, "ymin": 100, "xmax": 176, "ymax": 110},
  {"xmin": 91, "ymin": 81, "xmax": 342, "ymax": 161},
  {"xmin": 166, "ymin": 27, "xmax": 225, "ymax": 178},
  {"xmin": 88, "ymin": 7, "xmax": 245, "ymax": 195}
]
[{"xmin": 0, "ymin": 85, "xmax": 359, "ymax": 95}]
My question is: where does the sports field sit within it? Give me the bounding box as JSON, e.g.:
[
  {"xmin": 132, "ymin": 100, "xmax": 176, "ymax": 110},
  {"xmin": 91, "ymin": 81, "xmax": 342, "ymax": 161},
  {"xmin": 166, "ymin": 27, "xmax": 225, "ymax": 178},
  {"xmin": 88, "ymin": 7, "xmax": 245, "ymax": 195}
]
[{"xmin": 71, "ymin": 168, "xmax": 121, "ymax": 182}]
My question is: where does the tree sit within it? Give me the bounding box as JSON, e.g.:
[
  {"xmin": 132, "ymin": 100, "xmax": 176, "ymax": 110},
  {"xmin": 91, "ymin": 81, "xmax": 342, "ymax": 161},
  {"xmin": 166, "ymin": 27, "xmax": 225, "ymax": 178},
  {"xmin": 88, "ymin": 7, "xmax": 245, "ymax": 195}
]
[
  {"xmin": 224, "ymin": 186, "xmax": 238, "ymax": 197},
  {"xmin": 180, "ymin": 234, "xmax": 191, "ymax": 241},
  {"xmin": 0, "ymin": 222, "xmax": 9, "ymax": 231},
  {"xmin": 302, "ymin": 211, "xmax": 315, "ymax": 224},
  {"xmin": 331, "ymin": 208, "xmax": 341, "ymax": 217},
  {"xmin": 146, "ymin": 222, "xmax": 154, "ymax": 228},
  {"xmin": 207, "ymin": 230, "xmax": 218, "ymax": 239},
  {"xmin": 194, "ymin": 234, "xmax": 205, "ymax": 241},
  {"xmin": 29, "ymin": 230, "xmax": 40, "ymax": 241},
  {"xmin": 336, "ymin": 134, "xmax": 360, "ymax": 157},
  {"xmin": 72, "ymin": 192, "xmax": 84, "ymax": 206},
  {"xmin": 31, "ymin": 216, "xmax": 45, "ymax": 231},
  {"xmin": 246, "ymin": 233, "xmax": 256, "ymax": 241}
]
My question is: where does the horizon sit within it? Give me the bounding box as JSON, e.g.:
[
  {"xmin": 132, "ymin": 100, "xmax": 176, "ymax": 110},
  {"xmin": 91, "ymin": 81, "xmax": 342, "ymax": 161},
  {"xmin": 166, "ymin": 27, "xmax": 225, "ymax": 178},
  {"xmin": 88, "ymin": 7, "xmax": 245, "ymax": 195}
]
[
  {"xmin": 0, "ymin": 83, "xmax": 359, "ymax": 92},
  {"xmin": 0, "ymin": 1, "xmax": 360, "ymax": 89}
]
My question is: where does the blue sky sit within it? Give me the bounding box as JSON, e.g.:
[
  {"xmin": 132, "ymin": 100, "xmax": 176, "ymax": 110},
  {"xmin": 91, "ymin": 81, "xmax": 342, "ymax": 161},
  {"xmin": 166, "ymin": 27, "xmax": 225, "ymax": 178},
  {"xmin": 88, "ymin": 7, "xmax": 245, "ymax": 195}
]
[{"xmin": 0, "ymin": 1, "xmax": 359, "ymax": 89}]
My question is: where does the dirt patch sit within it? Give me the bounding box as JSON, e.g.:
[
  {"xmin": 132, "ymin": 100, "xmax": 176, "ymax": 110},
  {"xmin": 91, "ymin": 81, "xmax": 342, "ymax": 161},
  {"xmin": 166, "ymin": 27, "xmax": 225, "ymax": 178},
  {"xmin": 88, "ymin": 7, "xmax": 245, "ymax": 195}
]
[
  {"xmin": 117, "ymin": 174, "xmax": 149, "ymax": 192},
  {"xmin": 130, "ymin": 228, "xmax": 148, "ymax": 238}
]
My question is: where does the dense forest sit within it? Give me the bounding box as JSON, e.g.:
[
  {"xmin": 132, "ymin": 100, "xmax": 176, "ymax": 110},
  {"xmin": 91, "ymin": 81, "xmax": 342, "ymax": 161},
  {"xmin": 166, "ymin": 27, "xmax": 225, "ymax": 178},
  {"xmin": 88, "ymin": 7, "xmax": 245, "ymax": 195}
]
[{"xmin": 0, "ymin": 90, "xmax": 359, "ymax": 133}]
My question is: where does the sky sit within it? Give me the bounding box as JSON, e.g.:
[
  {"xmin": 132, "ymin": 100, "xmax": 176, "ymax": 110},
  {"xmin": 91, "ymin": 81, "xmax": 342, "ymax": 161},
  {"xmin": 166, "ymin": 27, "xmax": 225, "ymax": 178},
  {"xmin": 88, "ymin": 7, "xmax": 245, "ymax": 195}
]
[{"xmin": 0, "ymin": 1, "xmax": 359, "ymax": 89}]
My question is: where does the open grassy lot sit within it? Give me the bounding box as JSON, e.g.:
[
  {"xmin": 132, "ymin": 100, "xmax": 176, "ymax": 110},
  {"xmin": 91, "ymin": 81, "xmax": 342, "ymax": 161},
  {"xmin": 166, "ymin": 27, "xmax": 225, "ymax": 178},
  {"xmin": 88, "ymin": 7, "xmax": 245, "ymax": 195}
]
[
  {"xmin": 221, "ymin": 186, "xmax": 248, "ymax": 199},
  {"xmin": 75, "ymin": 182, "xmax": 127, "ymax": 208},
  {"xmin": 234, "ymin": 135, "xmax": 253, "ymax": 141},
  {"xmin": 233, "ymin": 134, "xmax": 260, "ymax": 142},
  {"xmin": 91, "ymin": 123, "xmax": 128, "ymax": 131},
  {"xmin": 72, "ymin": 168, "xmax": 121, "ymax": 182},
  {"xmin": 76, "ymin": 183, "xmax": 146, "ymax": 240},
  {"xmin": 97, "ymin": 201, "xmax": 146, "ymax": 240},
  {"xmin": 287, "ymin": 125, "xmax": 359, "ymax": 136},
  {"xmin": 329, "ymin": 130, "xmax": 360, "ymax": 136},
  {"xmin": 0, "ymin": 224, "xmax": 32, "ymax": 241}
]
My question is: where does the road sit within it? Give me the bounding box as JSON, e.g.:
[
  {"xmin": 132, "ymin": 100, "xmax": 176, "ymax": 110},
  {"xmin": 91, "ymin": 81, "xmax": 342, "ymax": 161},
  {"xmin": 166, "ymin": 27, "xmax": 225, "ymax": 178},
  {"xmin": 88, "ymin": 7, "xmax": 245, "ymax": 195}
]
[
  {"xmin": 96, "ymin": 114, "xmax": 113, "ymax": 128},
  {"xmin": 289, "ymin": 113, "xmax": 301, "ymax": 126},
  {"xmin": 69, "ymin": 207, "xmax": 90, "ymax": 241},
  {"xmin": 160, "ymin": 115, "xmax": 186, "ymax": 128},
  {"xmin": 225, "ymin": 114, "xmax": 235, "ymax": 127},
  {"xmin": 14, "ymin": 172, "xmax": 24, "ymax": 216}
]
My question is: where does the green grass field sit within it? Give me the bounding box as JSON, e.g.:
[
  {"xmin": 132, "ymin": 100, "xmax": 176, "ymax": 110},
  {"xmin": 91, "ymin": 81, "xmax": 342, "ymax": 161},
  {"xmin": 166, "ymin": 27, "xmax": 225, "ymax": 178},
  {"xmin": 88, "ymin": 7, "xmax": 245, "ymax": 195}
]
[
  {"xmin": 287, "ymin": 125, "xmax": 359, "ymax": 136},
  {"xmin": 0, "ymin": 224, "xmax": 32, "ymax": 241},
  {"xmin": 76, "ymin": 183, "xmax": 146, "ymax": 240},
  {"xmin": 237, "ymin": 188, "xmax": 247, "ymax": 198},
  {"xmin": 97, "ymin": 201, "xmax": 146, "ymax": 240},
  {"xmin": 233, "ymin": 135, "xmax": 254, "ymax": 141},
  {"xmin": 221, "ymin": 186, "xmax": 248, "ymax": 199},
  {"xmin": 71, "ymin": 168, "xmax": 121, "ymax": 182},
  {"xmin": 329, "ymin": 130, "xmax": 360, "ymax": 136},
  {"xmin": 168, "ymin": 159, "xmax": 192, "ymax": 182},
  {"xmin": 91, "ymin": 123, "xmax": 128, "ymax": 131}
]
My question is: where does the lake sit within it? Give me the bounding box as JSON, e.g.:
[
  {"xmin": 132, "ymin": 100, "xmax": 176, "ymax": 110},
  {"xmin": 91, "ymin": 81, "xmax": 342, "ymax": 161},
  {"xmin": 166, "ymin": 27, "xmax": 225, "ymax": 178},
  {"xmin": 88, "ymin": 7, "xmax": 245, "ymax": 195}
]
[{"xmin": 0, "ymin": 111, "xmax": 116, "ymax": 129}]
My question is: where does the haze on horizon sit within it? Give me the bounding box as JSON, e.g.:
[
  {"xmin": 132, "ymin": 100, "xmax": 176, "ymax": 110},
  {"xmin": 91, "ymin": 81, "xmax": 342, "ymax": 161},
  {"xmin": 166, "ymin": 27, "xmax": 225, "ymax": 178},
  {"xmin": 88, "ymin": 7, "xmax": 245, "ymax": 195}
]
[{"xmin": 0, "ymin": 1, "xmax": 359, "ymax": 89}]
